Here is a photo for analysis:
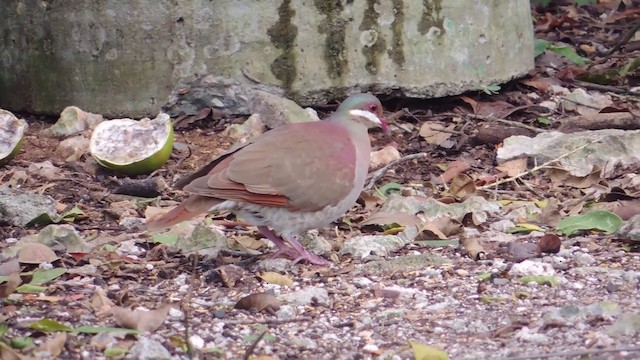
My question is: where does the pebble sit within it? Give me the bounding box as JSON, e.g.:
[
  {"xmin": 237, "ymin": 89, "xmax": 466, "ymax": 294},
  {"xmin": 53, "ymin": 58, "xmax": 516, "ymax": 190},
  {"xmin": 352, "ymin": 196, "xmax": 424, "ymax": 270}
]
[
  {"xmin": 189, "ymin": 335, "xmax": 205, "ymax": 350},
  {"xmin": 362, "ymin": 344, "xmax": 379, "ymax": 353},
  {"xmin": 509, "ymin": 260, "xmax": 555, "ymax": 277},
  {"xmin": 352, "ymin": 277, "xmax": 374, "ymax": 288},
  {"xmin": 145, "ymin": 263, "xmax": 154, "ymax": 271}
]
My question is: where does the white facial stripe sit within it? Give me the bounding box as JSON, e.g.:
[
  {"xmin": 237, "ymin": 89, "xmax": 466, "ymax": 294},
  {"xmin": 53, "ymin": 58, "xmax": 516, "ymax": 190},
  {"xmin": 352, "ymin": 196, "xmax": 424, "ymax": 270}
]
[{"xmin": 348, "ymin": 109, "xmax": 381, "ymax": 125}]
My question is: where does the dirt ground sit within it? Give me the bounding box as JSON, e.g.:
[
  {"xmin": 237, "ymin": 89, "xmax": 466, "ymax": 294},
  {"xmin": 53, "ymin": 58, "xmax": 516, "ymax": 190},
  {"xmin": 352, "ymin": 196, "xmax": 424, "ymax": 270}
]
[{"xmin": 1, "ymin": 1, "xmax": 640, "ymax": 359}]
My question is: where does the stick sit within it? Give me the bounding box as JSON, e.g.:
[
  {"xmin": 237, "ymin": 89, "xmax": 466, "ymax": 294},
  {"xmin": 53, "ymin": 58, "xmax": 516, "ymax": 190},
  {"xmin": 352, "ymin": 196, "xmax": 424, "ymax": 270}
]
[
  {"xmin": 477, "ymin": 137, "xmax": 604, "ymax": 190},
  {"xmin": 243, "ymin": 330, "xmax": 267, "ymax": 360},
  {"xmin": 225, "ymin": 317, "xmax": 313, "ymax": 326},
  {"xmin": 468, "ymin": 114, "xmax": 546, "ymax": 134},
  {"xmin": 365, "ymin": 153, "xmax": 427, "ymax": 190}
]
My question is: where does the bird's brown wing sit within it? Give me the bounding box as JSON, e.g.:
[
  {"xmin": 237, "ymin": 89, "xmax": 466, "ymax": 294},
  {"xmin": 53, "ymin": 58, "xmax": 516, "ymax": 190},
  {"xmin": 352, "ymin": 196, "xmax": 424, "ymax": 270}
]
[{"xmin": 183, "ymin": 121, "xmax": 357, "ymax": 212}]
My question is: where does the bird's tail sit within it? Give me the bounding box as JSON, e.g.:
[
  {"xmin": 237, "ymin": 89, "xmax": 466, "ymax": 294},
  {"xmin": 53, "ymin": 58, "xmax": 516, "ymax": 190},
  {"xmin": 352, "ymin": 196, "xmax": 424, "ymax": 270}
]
[{"xmin": 146, "ymin": 196, "xmax": 221, "ymax": 231}]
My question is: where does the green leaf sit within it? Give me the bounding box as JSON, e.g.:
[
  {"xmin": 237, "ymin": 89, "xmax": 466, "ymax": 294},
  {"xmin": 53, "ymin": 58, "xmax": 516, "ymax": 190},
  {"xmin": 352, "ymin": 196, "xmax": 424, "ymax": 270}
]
[
  {"xmin": 16, "ymin": 284, "xmax": 48, "ymax": 293},
  {"xmin": 477, "ymin": 272, "xmax": 492, "ymax": 282},
  {"xmin": 29, "ymin": 319, "xmax": 71, "ymax": 332},
  {"xmin": 73, "ymin": 326, "xmax": 141, "ymax": 335},
  {"xmin": 25, "ymin": 206, "xmax": 86, "ymax": 227},
  {"xmin": 557, "ymin": 210, "xmax": 623, "ymax": 236},
  {"xmin": 9, "ymin": 337, "xmax": 33, "ymax": 349},
  {"xmin": 534, "ymin": 39, "xmax": 551, "ymax": 58},
  {"xmin": 410, "ymin": 341, "xmax": 449, "ymax": 360},
  {"xmin": 105, "ymin": 348, "xmax": 128, "ymax": 358},
  {"xmin": 547, "ymin": 44, "xmax": 588, "ymax": 65},
  {"xmin": 536, "ymin": 117, "xmax": 551, "ymax": 125},
  {"xmin": 376, "ymin": 182, "xmax": 403, "ymax": 197},
  {"xmin": 507, "ymin": 223, "xmax": 542, "ymax": 234},
  {"xmin": 30, "ymin": 268, "xmax": 66, "ymax": 285},
  {"xmin": 151, "ymin": 234, "xmax": 179, "ymax": 245},
  {"xmin": 519, "ymin": 275, "xmax": 558, "ymax": 286},
  {"xmin": 0, "ymin": 323, "xmax": 8, "ymax": 338}
]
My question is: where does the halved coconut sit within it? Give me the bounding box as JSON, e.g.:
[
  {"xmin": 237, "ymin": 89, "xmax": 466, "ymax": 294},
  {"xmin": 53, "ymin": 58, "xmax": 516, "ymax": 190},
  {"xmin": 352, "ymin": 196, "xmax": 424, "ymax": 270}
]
[
  {"xmin": 90, "ymin": 113, "xmax": 174, "ymax": 176},
  {"xmin": 0, "ymin": 109, "xmax": 28, "ymax": 166}
]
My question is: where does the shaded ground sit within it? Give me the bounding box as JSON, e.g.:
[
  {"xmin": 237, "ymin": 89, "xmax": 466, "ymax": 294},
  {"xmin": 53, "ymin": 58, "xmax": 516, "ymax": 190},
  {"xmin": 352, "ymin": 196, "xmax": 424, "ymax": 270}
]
[{"xmin": 1, "ymin": 1, "xmax": 640, "ymax": 359}]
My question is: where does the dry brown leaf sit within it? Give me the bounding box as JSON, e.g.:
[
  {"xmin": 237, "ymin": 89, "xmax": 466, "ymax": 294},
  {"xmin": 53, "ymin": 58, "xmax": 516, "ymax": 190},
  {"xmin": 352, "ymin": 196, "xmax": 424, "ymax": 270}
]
[
  {"xmin": 233, "ymin": 235, "xmax": 266, "ymax": 250},
  {"xmin": 17, "ymin": 243, "xmax": 59, "ymax": 264},
  {"xmin": 359, "ymin": 191, "xmax": 385, "ymax": 211},
  {"xmin": 439, "ymin": 160, "xmax": 471, "ymax": 184},
  {"xmin": 496, "ymin": 158, "xmax": 528, "ymax": 177},
  {"xmin": 235, "ymin": 292, "xmax": 281, "ymax": 314},
  {"xmin": 112, "ymin": 304, "xmax": 172, "ymax": 332},
  {"xmin": 38, "ymin": 332, "xmax": 67, "ymax": 357},
  {"xmin": 215, "ymin": 264, "xmax": 247, "ymax": 288},
  {"xmin": 611, "ymin": 199, "xmax": 640, "ymax": 220},
  {"xmin": 548, "ymin": 168, "xmax": 601, "ymax": 189},
  {"xmin": 460, "ymin": 237, "xmax": 486, "ymax": 260},
  {"xmin": 0, "ymin": 342, "xmax": 25, "ymax": 360},
  {"xmin": 259, "ymin": 272, "xmax": 294, "ymax": 287},
  {"xmin": 0, "ymin": 272, "xmax": 22, "ymax": 298},
  {"xmin": 419, "ymin": 122, "xmax": 453, "ymax": 146},
  {"xmin": 537, "ymin": 234, "xmax": 562, "ymax": 254},
  {"xmin": 361, "ymin": 211, "xmax": 420, "ymax": 227},
  {"xmin": 0, "ymin": 259, "xmax": 21, "ymax": 276},
  {"xmin": 448, "ymin": 174, "xmax": 477, "ymax": 199},
  {"xmin": 91, "ymin": 289, "xmax": 114, "ymax": 317},
  {"xmin": 369, "ymin": 145, "xmax": 401, "ymax": 168},
  {"xmin": 417, "ymin": 216, "xmax": 462, "ymax": 239}
]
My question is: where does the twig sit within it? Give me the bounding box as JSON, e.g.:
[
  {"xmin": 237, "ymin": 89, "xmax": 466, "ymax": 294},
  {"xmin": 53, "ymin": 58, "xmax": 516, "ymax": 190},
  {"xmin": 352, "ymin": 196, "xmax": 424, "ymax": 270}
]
[
  {"xmin": 477, "ymin": 137, "xmax": 604, "ymax": 191},
  {"xmin": 243, "ymin": 330, "xmax": 267, "ymax": 360},
  {"xmin": 365, "ymin": 153, "xmax": 428, "ymax": 190},
  {"xmin": 182, "ymin": 253, "xmax": 199, "ymax": 359},
  {"xmin": 502, "ymin": 346, "xmax": 640, "ymax": 360},
  {"xmin": 225, "ymin": 317, "xmax": 312, "ymax": 326},
  {"xmin": 574, "ymin": 80, "xmax": 640, "ymax": 96},
  {"xmin": 467, "ymin": 114, "xmax": 546, "ymax": 134},
  {"xmin": 605, "ymin": 22, "xmax": 640, "ymax": 56}
]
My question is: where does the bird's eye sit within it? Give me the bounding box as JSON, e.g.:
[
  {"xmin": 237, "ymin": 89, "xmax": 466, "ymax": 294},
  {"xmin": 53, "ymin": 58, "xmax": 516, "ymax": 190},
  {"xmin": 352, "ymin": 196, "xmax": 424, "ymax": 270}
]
[{"xmin": 370, "ymin": 104, "xmax": 378, "ymax": 112}]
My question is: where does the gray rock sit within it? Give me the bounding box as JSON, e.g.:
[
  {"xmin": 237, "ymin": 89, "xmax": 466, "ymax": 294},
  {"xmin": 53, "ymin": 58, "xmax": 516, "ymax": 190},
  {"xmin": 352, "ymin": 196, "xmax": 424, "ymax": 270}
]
[
  {"xmin": 256, "ymin": 258, "xmax": 294, "ymax": 273},
  {"xmin": 616, "ymin": 214, "xmax": 640, "ymax": 241},
  {"xmin": 339, "ymin": 235, "xmax": 407, "ymax": 259},
  {"xmin": 0, "ymin": 187, "xmax": 56, "ymax": 227},
  {"xmin": 1, "ymin": 1, "xmax": 533, "ymax": 117},
  {"xmin": 127, "ymin": 337, "xmax": 172, "ymax": 360},
  {"xmin": 281, "ymin": 287, "xmax": 330, "ymax": 307},
  {"xmin": 248, "ymin": 90, "xmax": 316, "ymax": 128},
  {"xmin": 497, "ymin": 129, "xmax": 640, "ymax": 177}
]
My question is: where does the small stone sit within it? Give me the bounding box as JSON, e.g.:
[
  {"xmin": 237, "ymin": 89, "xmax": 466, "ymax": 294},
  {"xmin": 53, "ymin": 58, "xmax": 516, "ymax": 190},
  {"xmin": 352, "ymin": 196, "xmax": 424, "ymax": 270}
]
[
  {"xmin": 189, "ymin": 335, "xmax": 205, "ymax": 350},
  {"xmin": 352, "ymin": 277, "xmax": 374, "ymax": 288},
  {"xmin": 508, "ymin": 260, "xmax": 555, "ymax": 277},
  {"xmin": 492, "ymin": 278, "xmax": 509, "ymax": 286},
  {"xmin": 128, "ymin": 337, "xmax": 171, "ymax": 360},
  {"xmin": 281, "ymin": 287, "xmax": 330, "ymax": 306},
  {"xmin": 362, "ymin": 344, "xmax": 379, "ymax": 353},
  {"xmin": 605, "ymin": 281, "xmax": 622, "ymax": 293},
  {"xmin": 168, "ymin": 307, "xmax": 184, "ymax": 320},
  {"xmin": 145, "ymin": 263, "xmax": 154, "ymax": 271},
  {"xmin": 574, "ymin": 252, "xmax": 596, "ymax": 266},
  {"xmin": 455, "ymin": 269, "xmax": 469, "ymax": 276}
]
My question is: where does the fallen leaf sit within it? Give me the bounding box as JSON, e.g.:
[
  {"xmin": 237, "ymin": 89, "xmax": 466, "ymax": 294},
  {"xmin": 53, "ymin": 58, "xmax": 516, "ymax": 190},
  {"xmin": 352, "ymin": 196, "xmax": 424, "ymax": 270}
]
[
  {"xmin": 235, "ymin": 292, "xmax": 281, "ymax": 314},
  {"xmin": 496, "ymin": 158, "xmax": 527, "ymax": 177},
  {"xmin": 419, "ymin": 123, "xmax": 453, "ymax": 146},
  {"xmin": 258, "ymin": 272, "xmax": 294, "ymax": 287},
  {"xmin": 38, "ymin": 332, "xmax": 67, "ymax": 357},
  {"xmin": 537, "ymin": 234, "xmax": 562, "ymax": 254},
  {"xmin": 214, "ymin": 264, "xmax": 247, "ymax": 288},
  {"xmin": 0, "ymin": 342, "xmax": 25, "ymax": 360},
  {"xmin": 410, "ymin": 341, "xmax": 449, "ymax": 360},
  {"xmin": 447, "ymin": 174, "xmax": 476, "ymax": 199},
  {"xmin": 29, "ymin": 319, "xmax": 72, "ymax": 332},
  {"xmin": 111, "ymin": 304, "xmax": 172, "ymax": 332},
  {"xmin": 0, "ymin": 272, "xmax": 22, "ymax": 298},
  {"xmin": 91, "ymin": 289, "xmax": 115, "ymax": 317},
  {"xmin": 370, "ymin": 145, "xmax": 401, "ymax": 168},
  {"xmin": 359, "ymin": 191, "xmax": 385, "ymax": 211},
  {"xmin": 17, "ymin": 243, "xmax": 59, "ymax": 264},
  {"xmin": 557, "ymin": 210, "xmax": 623, "ymax": 236},
  {"xmin": 460, "ymin": 237, "xmax": 485, "ymax": 260},
  {"xmin": 0, "ymin": 259, "xmax": 21, "ymax": 276},
  {"xmin": 361, "ymin": 212, "xmax": 420, "ymax": 227}
]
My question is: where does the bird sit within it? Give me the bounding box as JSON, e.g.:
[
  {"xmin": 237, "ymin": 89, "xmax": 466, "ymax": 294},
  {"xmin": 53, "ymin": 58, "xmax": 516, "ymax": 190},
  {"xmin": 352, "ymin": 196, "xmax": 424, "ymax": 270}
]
[{"xmin": 146, "ymin": 93, "xmax": 387, "ymax": 265}]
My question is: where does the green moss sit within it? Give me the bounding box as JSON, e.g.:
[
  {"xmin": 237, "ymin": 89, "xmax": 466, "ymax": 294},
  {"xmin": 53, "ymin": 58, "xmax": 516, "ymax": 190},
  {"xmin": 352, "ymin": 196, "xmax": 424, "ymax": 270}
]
[
  {"xmin": 418, "ymin": 0, "xmax": 444, "ymax": 36},
  {"xmin": 267, "ymin": 0, "xmax": 298, "ymax": 91},
  {"xmin": 389, "ymin": 0, "xmax": 405, "ymax": 67},
  {"xmin": 314, "ymin": 0, "xmax": 347, "ymax": 79},
  {"xmin": 359, "ymin": 0, "xmax": 386, "ymax": 75}
]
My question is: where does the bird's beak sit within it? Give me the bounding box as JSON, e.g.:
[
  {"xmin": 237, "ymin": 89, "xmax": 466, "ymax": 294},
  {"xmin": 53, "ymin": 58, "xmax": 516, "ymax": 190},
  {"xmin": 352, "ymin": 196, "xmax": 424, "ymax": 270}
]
[{"xmin": 380, "ymin": 117, "xmax": 390, "ymax": 135}]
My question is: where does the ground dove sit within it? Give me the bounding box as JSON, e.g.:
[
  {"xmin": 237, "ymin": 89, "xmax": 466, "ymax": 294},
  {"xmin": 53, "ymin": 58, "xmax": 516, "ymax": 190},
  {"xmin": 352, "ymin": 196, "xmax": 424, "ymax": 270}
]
[{"xmin": 147, "ymin": 93, "xmax": 387, "ymax": 265}]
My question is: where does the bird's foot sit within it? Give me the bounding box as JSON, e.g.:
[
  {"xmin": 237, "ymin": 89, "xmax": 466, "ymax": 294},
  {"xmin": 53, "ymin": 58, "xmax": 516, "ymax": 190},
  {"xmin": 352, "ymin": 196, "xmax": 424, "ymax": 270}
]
[{"xmin": 257, "ymin": 227, "xmax": 331, "ymax": 265}]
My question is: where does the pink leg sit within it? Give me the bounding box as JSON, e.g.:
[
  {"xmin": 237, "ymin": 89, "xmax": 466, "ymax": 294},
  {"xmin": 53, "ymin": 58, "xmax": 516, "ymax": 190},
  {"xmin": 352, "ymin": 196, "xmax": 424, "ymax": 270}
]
[{"xmin": 257, "ymin": 227, "xmax": 331, "ymax": 265}]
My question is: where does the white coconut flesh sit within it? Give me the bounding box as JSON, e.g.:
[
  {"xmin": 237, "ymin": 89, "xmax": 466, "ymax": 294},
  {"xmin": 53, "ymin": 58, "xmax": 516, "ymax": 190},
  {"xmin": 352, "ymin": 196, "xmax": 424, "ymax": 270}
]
[
  {"xmin": 90, "ymin": 114, "xmax": 171, "ymax": 165},
  {"xmin": 0, "ymin": 110, "xmax": 28, "ymax": 159}
]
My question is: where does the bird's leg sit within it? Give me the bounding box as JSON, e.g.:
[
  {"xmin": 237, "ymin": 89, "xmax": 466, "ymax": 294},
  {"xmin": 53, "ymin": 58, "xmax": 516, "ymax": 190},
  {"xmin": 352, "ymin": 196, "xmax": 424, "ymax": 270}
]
[
  {"xmin": 283, "ymin": 235, "xmax": 332, "ymax": 266},
  {"xmin": 257, "ymin": 226, "xmax": 300, "ymax": 260},
  {"xmin": 257, "ymin": 227, "xmax": 331, "ymax": 265}
]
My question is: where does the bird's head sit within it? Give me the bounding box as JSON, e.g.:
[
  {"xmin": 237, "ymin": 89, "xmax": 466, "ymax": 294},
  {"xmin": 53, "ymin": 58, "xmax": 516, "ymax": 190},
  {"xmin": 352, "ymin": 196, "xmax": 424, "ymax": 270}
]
[{"xmin": 338, "ymin": 93, "xmax": 388, "ymax": 133}]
